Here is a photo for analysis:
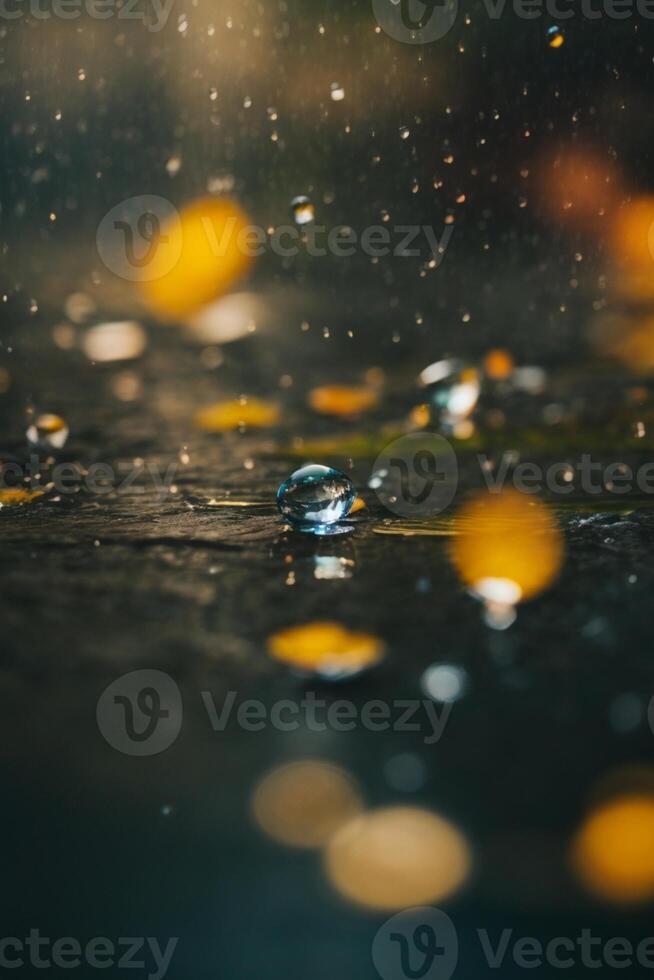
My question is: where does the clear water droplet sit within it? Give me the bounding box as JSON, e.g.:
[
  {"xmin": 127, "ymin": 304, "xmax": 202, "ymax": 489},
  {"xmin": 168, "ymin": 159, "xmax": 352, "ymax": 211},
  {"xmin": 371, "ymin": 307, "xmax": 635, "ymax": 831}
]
[
  {"xmin": 399, "ymin": 125, "xmax": 410, "ymax": 140},
  {"xmin": 277, "ymin": 464, "xmax": 356, "ymax": 535},
  {"xmin": 418, "ymin": 359, "xmax": 480, "ymax": 430}
]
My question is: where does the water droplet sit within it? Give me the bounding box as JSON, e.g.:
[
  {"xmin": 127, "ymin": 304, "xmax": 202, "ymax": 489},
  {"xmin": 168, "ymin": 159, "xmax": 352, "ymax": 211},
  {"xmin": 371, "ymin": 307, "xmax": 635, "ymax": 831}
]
[
  {"xmin": 418, "ymin": 359, "xmax": 480, "ymax": 430},
  {"xmin": 547, "ymin": 25, "xmax": 564, "ymax": 48},
  {"xmin": 399, "ymin": 125, "xmax": 410, "ymax": 140},
  {"xmin": 26, "ymin": 413, "xmax": 69, "ymax": 450},
  {"xmin": 277, "ymin": 464, "xmax": 356, "ymax": 535},
  {"xmin": 290, "ymin": 195, "xmax": 315, "ymax": 225},
  {"xmin": 330, "ymin": 83, "xmax": 345, "ymax": 102}
]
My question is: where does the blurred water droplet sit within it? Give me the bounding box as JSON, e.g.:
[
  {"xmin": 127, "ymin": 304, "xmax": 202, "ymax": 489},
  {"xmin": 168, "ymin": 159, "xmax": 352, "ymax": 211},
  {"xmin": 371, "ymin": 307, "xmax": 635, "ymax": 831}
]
[{"xmin": 290, "ymin": 195, "xmax": 315, "ymax": 225}]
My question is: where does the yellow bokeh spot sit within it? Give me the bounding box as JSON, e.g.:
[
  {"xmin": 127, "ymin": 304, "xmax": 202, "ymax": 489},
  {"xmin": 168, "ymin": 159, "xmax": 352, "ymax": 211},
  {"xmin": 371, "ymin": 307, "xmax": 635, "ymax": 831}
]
[
  {"xmin": 612, "ymin": 196, "xmax": 654, "ymax": 271},
  {"xmin": 450, "ymin": 490, "xmax": 564, "ymax": 602},
  {"xmin": 349, "ymin": 496, "xmax": 367, "ymax": 514},
  {"xmin": 0, "ymin": 488, "xmax": 47, "ymax": 506},
  {"xmin": 572, "ymin": 795, "xmax": 654, "ymax": 903},
  {"xmin": 536, "ymin": 148, "xmax": 619, "ymax": 230},
  {"xmin": 140, "ymin": 197, "xmax": 254, "ymax": 321},
  {"xmin": 268, "ymin": 621, "xmax": 384, "ymax": 677},
  {"xmin": 548, "ymin": 32, "xmax": 564, "ymax": 48},
  {"xmin": 409, "ymin": 404, "xmax": 431, "ymax": 429},
  {"xmin": 324, "ymin": 806, "xmax": 472, "ymax": 911},
  {"xmin": 194, "ymin": 398, "xmax": 280, "ymax": 432},
  {"xmin": 483, "ymin": 348, "xmax": 514, "ymax": 380},
  {"xmin": 252, "ymin": 761, "xmax": 363, "ymax": 849},
  {"xmin": 308, "ymin": 385, "xmax": 380, "ymax": 417}
]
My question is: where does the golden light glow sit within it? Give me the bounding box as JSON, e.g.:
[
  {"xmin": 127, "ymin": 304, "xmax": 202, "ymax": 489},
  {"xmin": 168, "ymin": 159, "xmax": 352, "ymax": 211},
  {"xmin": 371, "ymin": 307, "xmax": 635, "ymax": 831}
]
[
  {"xmin": 349, "ymin": 496, "xmax": 367, "ymax": 514},
  {"xmin": 308, "ymin": 385, "xmax": 380, "ymax": 417},
  {"xmin": 610, "ymin": 196, "xmax": 654, "ymax": 300},
  {"xmin": 0, "ymin": 488, "xmax": 47, "ymax": 506},
  {"xmin": 140, "ymin": 197, "xmax": 254, "ymax": 321},
  {"xmin": 409, "ymin": 404, "xmax": 431, "ymax": 429},
  {"xmin": 194, "ymin": 398, "xmax": 280, "ymax": 432},
  {"xmin": 483, "ymin": 348, "xmax": 514, "ymax": 380},
  {"xmin": 324, "ymin": 806, "xmax": 471, "ymax": 910},
  {"xmin": 612, "ymin": 196, "xmax": 654, "ymax": 270},
  {"xmin": 450, "ymin": 490, "xmax": 564, "ymax": 602},
  {"xmin": 268, "ymin": 622, "xmax": 384, "ymax": 678},
  {"xmin": 572, "ymin": 795, "xmax": 654, "ymax": 903},
  {"xmin": 536, "ymin": 148, "xmax": 619, "ymax": 230},
  {"xmin": 252, "ymin": 761, "xmax": 363, "ymax": 849}
]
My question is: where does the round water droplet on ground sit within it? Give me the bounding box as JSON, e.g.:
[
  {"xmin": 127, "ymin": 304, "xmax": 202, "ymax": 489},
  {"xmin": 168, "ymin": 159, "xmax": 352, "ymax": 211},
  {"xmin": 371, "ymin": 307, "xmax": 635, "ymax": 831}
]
[{"xmin": 277, "ymin": 464, "xmax": 355, "ymax": 534}]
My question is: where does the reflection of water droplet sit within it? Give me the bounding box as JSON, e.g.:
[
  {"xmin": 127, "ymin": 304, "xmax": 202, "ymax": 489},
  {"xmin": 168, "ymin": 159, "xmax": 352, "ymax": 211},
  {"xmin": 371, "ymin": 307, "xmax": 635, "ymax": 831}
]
[
  {"xmin": 26, "ymin": 413, "xmax": 69, "ymax": 451},
  {"xmin": 547, "ymin": 25, "xmax": 564, "ymax": 48},
  {"xmin": 330, "ymin": 82, "xmax": 345, "ymax": 102},
  {"xmin": 277, "ymin": 464, "xmax": 355, "ymax": 535},
  {"xmin": 399, "ymin": 125, "xmax": 410, "ymax": 140},
  {"xmin": 165, "ymin": 155, "xmax": 182, "ymax": 176},
  {"xmin": 290, "ymin": 195, "xmax": 315, "ymax": 225}
]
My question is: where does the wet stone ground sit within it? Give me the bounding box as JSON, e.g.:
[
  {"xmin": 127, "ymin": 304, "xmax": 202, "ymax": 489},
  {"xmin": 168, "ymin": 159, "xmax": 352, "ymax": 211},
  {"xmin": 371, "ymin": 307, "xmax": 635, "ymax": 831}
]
[{"xmin": 3, "ymin": 302, "xmax": 654, "ymax": 979}]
